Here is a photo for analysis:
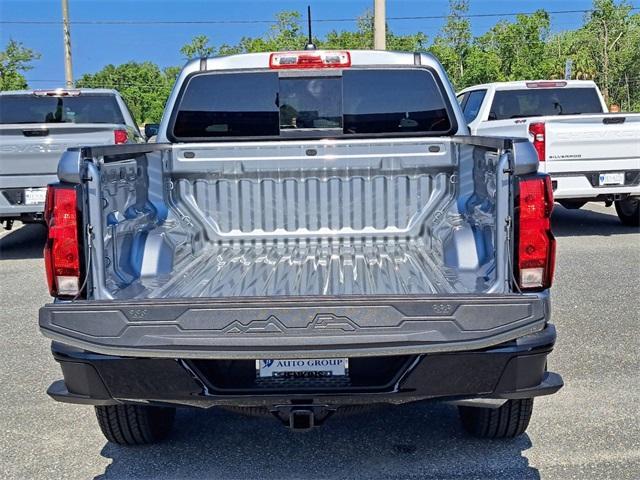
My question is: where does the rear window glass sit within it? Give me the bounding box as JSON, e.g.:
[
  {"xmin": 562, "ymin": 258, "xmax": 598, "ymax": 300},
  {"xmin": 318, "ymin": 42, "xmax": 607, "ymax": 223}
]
[
  {"xmin": 342, "ymin": 70, "xmax": 451, "ymax": 134},
  {"xmin": 489, "ymin": 88, "xmax": 603, "ymax": 120},
  {"xmin": 279, "ymin": 77, "xmax": 342, "ymax": 130},
  {"xmin": 0, "ymin": 95, "xmax": 125, "ymax": 124},
  {"xmin": 173, "ymin": 73, "xmax": 279, "ymax": 137},
  {"xmin": 171, "ymin": 69, "xmax": 453, "ymax": 140},
  {"xmin": 461, "ymin": 90, "xmax": 486, "ymax": 123}
]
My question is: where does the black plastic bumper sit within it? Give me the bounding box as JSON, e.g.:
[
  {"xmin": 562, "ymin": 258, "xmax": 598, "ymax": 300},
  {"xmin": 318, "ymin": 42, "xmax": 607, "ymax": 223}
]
[{"xmin": 47, "ymin": 324, "xmax": 562, "ymax": 409}]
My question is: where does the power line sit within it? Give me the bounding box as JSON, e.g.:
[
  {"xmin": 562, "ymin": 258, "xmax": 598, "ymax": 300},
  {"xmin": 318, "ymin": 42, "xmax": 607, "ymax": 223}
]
[
  {"xmin": 386, "ymin": 7, "xmax": 639, "ymax": 21},
  {"xmin": 2, "ymin": 8, "xmax": 638, "ymax": 26},
  {"xmin": 17, "ymin": 32, "xmax": 631, "ymax": 53}
]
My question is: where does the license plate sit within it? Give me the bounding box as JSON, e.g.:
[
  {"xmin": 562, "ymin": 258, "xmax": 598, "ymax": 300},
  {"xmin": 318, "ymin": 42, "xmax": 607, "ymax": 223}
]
[
  {"xmin": 257, "ymin": 358, "xmax": 348, "ymax": 378},
  {"xmin": 24, "ymin": 187, "xmax": 47, "ymax": 205},
  {"xmin": 599, "ymin": 172, "xmax": 625, "ymax": 186}
]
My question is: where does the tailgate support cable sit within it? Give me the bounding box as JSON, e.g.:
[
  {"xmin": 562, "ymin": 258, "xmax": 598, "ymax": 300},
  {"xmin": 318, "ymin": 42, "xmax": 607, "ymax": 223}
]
[
  {"xmin": 502, "ymin": 148, "xmax": 521, "ymax": 293},
  {"xmin": 505, "ymin": 215, "xmax": 521, "ymax": 293},
  {"xmin": 73, "ymin": 223, "xmax": 93, "ymax": 300}
]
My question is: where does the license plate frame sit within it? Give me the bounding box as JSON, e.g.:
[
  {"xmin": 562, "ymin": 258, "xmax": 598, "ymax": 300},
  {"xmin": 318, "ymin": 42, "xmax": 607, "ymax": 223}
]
[
  {"xmin": 24, "ymin": 187, "xmax": 47, "ymax": 205},
  {"xmin": 257, "ymin": 358, "xmax": 349, "ymax": 378},
  {"xmin": 598, "ymin": 172, "xmax": 625, "ymax": 186}
]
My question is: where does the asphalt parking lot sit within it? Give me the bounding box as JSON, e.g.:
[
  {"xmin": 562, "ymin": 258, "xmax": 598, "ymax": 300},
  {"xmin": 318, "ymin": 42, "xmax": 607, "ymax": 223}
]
[{"xmin": 1, "ymin": 203, "xmax": 638, "ymax": 480}]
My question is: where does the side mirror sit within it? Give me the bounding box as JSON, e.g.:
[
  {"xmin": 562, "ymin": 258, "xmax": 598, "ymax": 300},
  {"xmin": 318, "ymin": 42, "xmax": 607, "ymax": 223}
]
[{"xmin": 144, "ymin": 123, "xmax": 160, "ymax": 139}]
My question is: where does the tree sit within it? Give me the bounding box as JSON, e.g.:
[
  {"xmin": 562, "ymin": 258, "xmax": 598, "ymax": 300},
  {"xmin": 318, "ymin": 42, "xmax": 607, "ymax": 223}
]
[
  {"xmin": 180, "ymin": 35, "xmax": 215, "ymax": 59},
  {"xmin": 76, "ymin": 62, "xmax": 175, "ymax": 123},
  {"xmin": 623, "ymin": 12, "xmax": 640, "ymax": 110},
  {"xmin": 581, "ymin": 0, "xmax": 636, "ymax": 104},
  {"xmin": 543, "ymin": 0, "xmax": 639, "ymax": 109},
  {"xmin": 322, "ymin": 10, "xmax": 427, "ymax": 51},
  {"xmin": 544, "ymin": 29, "xmax": 598, "ymax": 81},
  {"xmin": 235, "ymin": 11, "xmax": 308, "ymax": 53},
  {"xmin": 163, "ymin": 65, "xmax": 181, "ymax": 85},
  {"xmin": 475, "ymin": 10, "xmax": 551, "ymax": 82},
  {"xmin": 429, "ymin": 0, "xmax": 472, "ymax": 88},
  {"xmin": 0, "ymin": 39, "xmax": 40, "ymax": 91},
  {"xmin": 460, "ymin": 46, "xmax": 504, "ymax": 86},
  {"xmin": 323, "ymin": 12, "xmax": 374, "ymax": 49}
]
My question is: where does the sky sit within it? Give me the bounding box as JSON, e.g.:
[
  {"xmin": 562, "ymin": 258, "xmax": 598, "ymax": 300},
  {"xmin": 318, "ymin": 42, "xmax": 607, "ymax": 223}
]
[{"xmin": 1, "ymin": 0, "xmax": 639, "ymax": 89}]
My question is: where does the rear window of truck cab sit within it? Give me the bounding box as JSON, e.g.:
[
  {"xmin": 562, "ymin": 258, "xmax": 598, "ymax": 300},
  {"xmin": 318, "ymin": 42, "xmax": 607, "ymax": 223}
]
[
  {"xmin": 0, "ymin": 94, "xmax": 124, "ymax": 124},
  {"xmin": 170, "ymin": 69, "xmax": 455, "ymax": 140},
  {"xmin": 488, "ymin": 87, "xmax": 603, "ymax": 120}
]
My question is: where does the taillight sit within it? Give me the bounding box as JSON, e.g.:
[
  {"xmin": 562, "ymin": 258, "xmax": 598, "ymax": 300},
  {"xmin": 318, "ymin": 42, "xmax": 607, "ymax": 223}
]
[
  {"xmin": 528, "ymin": 122, "xmax": 545, "ymax": 162},
  {"xmin": 114, "ymin": 129, "xmax": 128, "ymax": 144},
  {"xmin": 33, "ymin": 89, "xmax": 81, "ymax": 97},
  {"xmin": 515, "ymin": 175, "xmax": 556, "ymax": 291},
  {"xmin": 44, "ymin": 185, "xmax": 82, "ymax": 297},
  {"xmin": 525, "ymin": 81, "xmax": 567, "ymax": 88},
  {"xmin": 269, "ymin": 51, "xmax": 351, "ymax": 69}
]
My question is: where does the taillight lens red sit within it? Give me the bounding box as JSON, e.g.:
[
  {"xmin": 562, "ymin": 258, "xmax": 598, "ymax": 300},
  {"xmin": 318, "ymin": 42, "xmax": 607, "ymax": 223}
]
[
  {"xmin": 525, "ymin": 81, "xmax": 567, "ymax": 89},
  {"xmin": 515, "ymin": 175, "xmax": 556, "ymax": 291},
  {"xmin": 114, "ymin": 129, "xmax": 128, "ymax": 144},
  {"xmin": 44, "ymin": 185, "xmax": 82, "ymax": 297},
  {"xmin": 528, "ymin": 122, "xmax": 546, "ymax": 162}
]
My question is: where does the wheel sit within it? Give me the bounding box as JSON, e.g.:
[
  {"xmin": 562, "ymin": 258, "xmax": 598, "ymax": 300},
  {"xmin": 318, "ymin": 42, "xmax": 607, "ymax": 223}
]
[
  {"xmin": 458, "ymin": 398, "xmax": 533, "ymax": 439},
  {"xmin": 95, "ymin": 404, "xmax": 176, "ymax": 445},
  {"xmin": 615, "ymin": 198, "xmax": 640, "ymax": 227}
]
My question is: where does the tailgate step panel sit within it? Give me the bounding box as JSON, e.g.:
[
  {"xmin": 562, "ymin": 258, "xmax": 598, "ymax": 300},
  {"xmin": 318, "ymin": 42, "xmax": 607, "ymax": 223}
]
[{"xmin": 40, "ymin": 294, "xmax": 547, "ymax": 359}]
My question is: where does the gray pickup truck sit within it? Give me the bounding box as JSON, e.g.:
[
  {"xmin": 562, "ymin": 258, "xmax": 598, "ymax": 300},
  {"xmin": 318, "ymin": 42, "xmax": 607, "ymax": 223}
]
[
  {"xmin": 39, "ymin": 50, "xmax": 562, "ymax": 445},
  {"xmin": 0, "ymin": 89, "xmax": 142, "ymax": 229}
]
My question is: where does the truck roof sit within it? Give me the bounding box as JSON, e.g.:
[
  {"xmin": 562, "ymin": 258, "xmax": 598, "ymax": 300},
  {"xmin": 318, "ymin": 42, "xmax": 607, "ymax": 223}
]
[
  {"xmin": 458, "ymin": 80, "xmax": 598, "ymax": 95},
  {"xmin": 184, "ymin": 49, "xmax": 439, "ymax": 73},
  {"xmin": 0, "ymin": 88, "xmax": 120, "ymax": 96}
]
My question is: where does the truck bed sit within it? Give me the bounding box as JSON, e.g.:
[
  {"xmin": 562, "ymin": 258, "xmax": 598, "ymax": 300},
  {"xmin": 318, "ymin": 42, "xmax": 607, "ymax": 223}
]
[
  {"xmin": 80, "ymin": 137, "xmax": 511, "ymax": 301},
  {"xmin": 43, "ymin": 135, "xmax": 549, "ymax": 360},
  {"xmin": 128, "ymin": 239, "xmax": 451, "ymax": 298}
]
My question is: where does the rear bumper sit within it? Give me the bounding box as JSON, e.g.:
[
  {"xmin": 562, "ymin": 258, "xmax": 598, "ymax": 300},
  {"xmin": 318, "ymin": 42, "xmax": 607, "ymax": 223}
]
[
  {"xmin": 39, "ymin": 293, "xmax": 550, "ymax": 359},
  {"xmin": 547, "ymin": 170, "xmax": 640, "ymax": 200},
  {"xmin": 47, "ymin": 324, "xmax": 562, "ymax": 408},
  {"xmin": 0, "ymin": 174, "xmax": 57, "ymax": 219}
]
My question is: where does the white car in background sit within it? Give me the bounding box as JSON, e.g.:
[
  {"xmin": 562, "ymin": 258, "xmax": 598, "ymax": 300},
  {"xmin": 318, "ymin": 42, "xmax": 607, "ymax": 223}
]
[{"xmin": 458, "ymin": 80, "xmax": 640, "ymax": 226}]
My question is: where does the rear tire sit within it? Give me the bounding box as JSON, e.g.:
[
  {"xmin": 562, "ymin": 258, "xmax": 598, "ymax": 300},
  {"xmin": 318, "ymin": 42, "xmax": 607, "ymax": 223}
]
[
  {"xmin": 458, "ymin": 398, "xmax": 533, "ymax": 439},
  {"xmin": 95, "ymin": 404, "xmax": 176, "ymax": 445},
  {"xmin": 615, "ymin": 198, "xmax": 640, "ymax": 227}
]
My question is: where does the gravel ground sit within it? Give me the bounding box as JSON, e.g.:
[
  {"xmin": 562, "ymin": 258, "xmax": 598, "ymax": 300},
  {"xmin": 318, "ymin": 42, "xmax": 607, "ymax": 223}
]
[{"xmin": 1, "ymin": 203, "xmax": 638, "ymax": 480}]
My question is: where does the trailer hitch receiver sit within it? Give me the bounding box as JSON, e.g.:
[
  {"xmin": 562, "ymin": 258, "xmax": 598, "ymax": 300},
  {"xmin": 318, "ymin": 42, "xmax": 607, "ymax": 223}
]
[{"xmin": 271, "ymin": 403, "xmax": 336, "ymax": 431}]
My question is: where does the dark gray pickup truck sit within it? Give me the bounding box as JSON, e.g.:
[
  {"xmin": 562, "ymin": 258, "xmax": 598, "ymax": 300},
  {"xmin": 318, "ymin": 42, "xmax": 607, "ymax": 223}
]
[
  {"xmin": 39, "ymin": 50, "xmax": 562, "ymax": 445},
  {"xmin": 0, "ymin": 89, "xmax": 141, "ymax": 228}
]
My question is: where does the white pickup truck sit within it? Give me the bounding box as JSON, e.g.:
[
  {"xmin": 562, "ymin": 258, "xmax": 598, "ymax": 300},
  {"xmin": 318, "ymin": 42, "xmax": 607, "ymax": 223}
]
[{"xmin": 458, "ymin": 80, "xmax": 640, "ymax": 226}]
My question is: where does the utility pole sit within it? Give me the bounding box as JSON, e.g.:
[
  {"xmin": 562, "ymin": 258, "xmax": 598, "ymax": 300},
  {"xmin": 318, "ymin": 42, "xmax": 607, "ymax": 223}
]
[
  {"xmin": 61, "ymin": 0, "xmax": 73, "ymax": 88},
  {"xmin": 373, "ymin": 0, "xmax": 386, "ymax": 50},
  {"xmin": 564, "ymin": 59, "xmax": 572, "ymax": 80}
]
